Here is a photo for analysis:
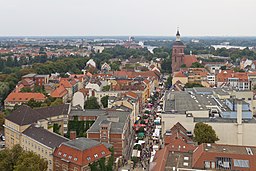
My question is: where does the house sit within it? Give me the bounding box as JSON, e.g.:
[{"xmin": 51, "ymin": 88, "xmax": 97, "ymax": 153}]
[
  {"xmin": 150, "ymin": 122, "xmax": 196, "ymax": 171},
  {"xmin": 53, "ymin": 138, "xmax": 112, "ymax": 171},
  {"xmin": 216, "ymin": 70, "xmax": 249, "ymax": 90},
  {"xmin": 86, "ymin": 59, "xmax": 96, "ymax": 68},
  {"xmin": 85, "ymin": 81, "xmax": 102, "ymax": 92},
  {"xmin": 172, "ymin": 71, "xmax": 188, "ymax": 85},
  {"xmin": 4, "ymin": 92, "xmax": 46, "ymax": 109},
  {"xmin": 101, "ymin": 62, "xmax": 111, "ymax": 72},
  {"xmin": 50, "ymin": 85, "xmax": 69, "ymax": 103},
  {"xmin": 34, "ymin": 75, "xmax": 49, "ymax": 86},
  {"xmin": 59, "ymin": 78, "xmax": 73, "ymax": 101}
]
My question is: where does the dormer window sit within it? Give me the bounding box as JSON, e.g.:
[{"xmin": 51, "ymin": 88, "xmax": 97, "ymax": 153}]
[
  {"xmin": 87, "ymin": 157, "xmax": 91, "ymax": 161},
  {"xmin": 68, "ymin": 155, "xmax": 72, "ymax": 159},
  {"xmin": 58, "ymin": 152, "xmax": 62, "ymax": 156},
  {"xmin": 74, "ymin": 158, "xmax": 78, "ymax": 161},
  {"xmin": 63, "ymin": 153, "xmax": 67, "ymax": 157},
  {"xmin": 101, "ymin": 151, "xmax": 105, "ymax": 155},
  {"xmin": 94, "ymin": 154, "xmax": 98, "ymax": 158}
]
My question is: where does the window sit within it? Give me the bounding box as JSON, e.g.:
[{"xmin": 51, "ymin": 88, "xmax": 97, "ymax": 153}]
[
  {"xmin": 94, "ymin": 154, "xmax": 98, "ymax": 158},
  {"xmin": 101, "ymin": 151, "xmax": 105, "ymax": 155},
  {"xmin": 68, "ymin": 156, "xmax": 72, "ymax": 160},
  {"xmin": 211, "ymin": 162, "xmax": 215, "ymax": 168},
  {"xmin": 204, "ymin": 161, "xmax": 210, "ymax": 169},
  {"xmin": 63, "ymin": 153, "xmax": 67, "ymax": 157},
  {"xmin": 74, "ymin": 158, "xmax": 78, "ymax": 161},
  {"xmin": 234, "ymin": 159, "xmax": 249, "ymax": 168},
  {"xmin": 87, "ymin": 157, "xmax": 91, "ymax": 161},
  {"xmin": 58, "ymin": 152, "xmax": 62, "ymax": 156}
]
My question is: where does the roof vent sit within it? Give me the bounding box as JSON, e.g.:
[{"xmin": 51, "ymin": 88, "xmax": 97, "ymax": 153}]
[{"xmin": 223, "ymin": 148, "xmax": 226, "ymax": 152}]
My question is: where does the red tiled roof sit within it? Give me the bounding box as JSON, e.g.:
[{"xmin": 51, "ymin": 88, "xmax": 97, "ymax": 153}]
[
  {"xmin": 59, "ymin": 79, "xmax": 72, "ymax": 88},
  {"xmin": 217, "ymin": 70, "xmax": 248, "ymax": 82},
  {"xmin": 53, "ymin": 142, "xmax": 111, "ymax": 166},
  {"xmin": 5, "ymin": 92, "xmax": 46, "ymax": 102},
  {"xmin": 174, "ymin": 71, "xmax": 186, "ymax": 77},
  {"xmin": 125, "ymin": 91, "xmax": 138, "ymax": 99},
  {"xmin": 183, "ymin": 55, "xmax": 198, "ymax": 67},
  {"xmin": 50, "ymin": 85, "xmax": 68, "ymax": 98}
]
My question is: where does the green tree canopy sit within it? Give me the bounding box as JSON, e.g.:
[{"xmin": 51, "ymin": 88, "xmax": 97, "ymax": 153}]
[
  {"xmin": 194, "ymin": 122, "xmax": 219, "ymax": 144},
  {"xmin": 0, "ymin": 145, "xmax": 47, "ymax": 171},
  {"xmin": 102, "ymin": 85, "xmax": 110, "ymax": 92},
  {"xmin": 85, "ymin": 97, "xmax": 100, "ymax": 109},
  {"xmin": 191, "ymin": 62, "xmax": 204, "ymax": 68},
  {"xmin": 101, "ymin": 96, "xmax": 109, "ymax": 108},
  {"xmin": 184, "ymin": 83, "xmax": 203, "ymax": 88},
  {"xmin": 14, "ymin": 151, "xmax": 48, "ymax": 171}
]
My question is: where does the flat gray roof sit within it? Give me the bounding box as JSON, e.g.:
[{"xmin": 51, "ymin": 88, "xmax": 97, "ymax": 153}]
[
  {"xmin": 87, "ymin": 110, "xmax": 130, "ymax": 134},
  {"xmin": 194, "ymin": 117, "xmax": 256, "ymax": 123},
  {"xmin": 63, "ymin": 138, "xmax": 101, "ymax": 151},
  {"xmin": 70, "ymin": 109, "xmax": 130, "ymax": 134},
  {"xmin": 164, "ymin": 91, "xmax": 217, "ymax": 113}
]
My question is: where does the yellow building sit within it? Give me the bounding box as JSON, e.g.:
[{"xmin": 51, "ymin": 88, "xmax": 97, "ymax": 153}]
[
  {"xmin": 172, "ymin": 71, "xmax": 188, "ymax": 85},
  {"xmin": 21, "ymin": 124, "xmax": 68, "ymax": 171},
  {"xmin": 4, "ymin": 104, "xmax": 70, "ymax": 171}
]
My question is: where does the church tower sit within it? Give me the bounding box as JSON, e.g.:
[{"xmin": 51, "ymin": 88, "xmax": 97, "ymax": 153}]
[{"xmin": 172, "ymin": 29, "xmax": 185, "ymax": 73}]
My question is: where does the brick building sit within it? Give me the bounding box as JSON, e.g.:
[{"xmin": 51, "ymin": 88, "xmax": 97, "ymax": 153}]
[
  {"xmin": 69, "ymin": 108, "xmax": 133, "ymax": 160},
  {"xmin": 53, "ymin": 138, "xmax": 112, "ymax": 171},
  {"xmin": 171, "ymin": 30, "xmax": 198, "ymax": 73},
  {"xmin": 192, "ymin": 143, "xmax": 256, "ymax": 170}
]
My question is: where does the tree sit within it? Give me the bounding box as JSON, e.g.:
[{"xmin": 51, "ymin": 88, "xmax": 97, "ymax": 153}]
[
  {"xmin": 0, "ymin": 145, "xmax": 48, "ymax": 171},
  {"xmin": 253, "ymin": 84, "xmax": 256, "ymax": 90},
  {"xmin": 14, "ymin": 151, "xmax": 48, "ymax": 171},
  {"xmin": 26, "ymin": 99, "xmax": 42, "ymax": 108},
  {"xmin": 191, "ymin": 62, "xmax": 204, "ymax": 68},
  {"xmin": 84, "ymin": 97, "xmax": 100, "ymax": 109},
  {"xmin": 233, "ymin": 67, "xmax": 245, "ymax": 72},
  {"xmin": 194, "ymin": 122, "xmax": 219, "ymax": 144},
  {"xmin": 50, "ymin": 98, "xmax": 63, "ymax": 107},
  {"xmin": 165, "ymin": 75, "xmax": 172, "ymax": 88},
  {"xmin": 102, "ymin": 85, "xmax": 110, "ymax": 92},
  {"xmin": 180, "ymin": 64, "xmax": 187, "ymax": 68},
  {"xmin": 101, "ymin": 96, "xmax": 109, "ymax": 108},
  {"xmin": 0, "ymin": 112, "xmax": 4, "ymax": 132},
  {"xmin": 184, "ymin": 83, "xmax": 203, "ymax": 88},
  {"xmin": 20, "ymin": 87, "xmax": 32, "ymax": 92},
  {"xmin": 0, "ymin": 144, "xmax": 23, "ymax": 171}
]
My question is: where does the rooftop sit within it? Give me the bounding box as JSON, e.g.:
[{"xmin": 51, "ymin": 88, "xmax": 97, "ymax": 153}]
[
  {"xmin": 6, "ymin": 104, "xmax": 70, "ymax": 126},
  {"xmin": 23, "ymin": 124, "xmax": 69, "ymax": 149},
  {"xmin": 201, "ymin": 143, "xmax": 256, "ymax": 155},
  {"xmin": 63, "ymin": 138, "xmax": 112, "ymax": 151},
  {"xmin": 70, "ymin": 109, "xmax": 130, "ymax": 134}
]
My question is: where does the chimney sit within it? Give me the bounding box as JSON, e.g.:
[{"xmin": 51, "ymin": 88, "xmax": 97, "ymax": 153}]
[
  {"xmin": 237, "ymin": 99, "xmax": 243, "ymax": 125},
  {"xmin": 70, "ymin": 131, "xmax": 77, "ymax": 140}
]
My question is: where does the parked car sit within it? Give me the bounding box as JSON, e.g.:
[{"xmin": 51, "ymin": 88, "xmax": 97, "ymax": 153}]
[{"xmin": 0, "ymin": 135, "xmax": 5, "ymax": 141}]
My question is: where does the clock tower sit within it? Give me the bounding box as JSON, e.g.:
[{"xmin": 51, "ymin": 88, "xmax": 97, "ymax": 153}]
[{"xmin": 172, "ymin": 29, "xmax": 185, "ymax": 73}]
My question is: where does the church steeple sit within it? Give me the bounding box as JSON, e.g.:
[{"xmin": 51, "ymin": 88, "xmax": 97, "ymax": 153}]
[{"xmin": 176, "ymin": 28, "xmax": 181, "ymax": 42}]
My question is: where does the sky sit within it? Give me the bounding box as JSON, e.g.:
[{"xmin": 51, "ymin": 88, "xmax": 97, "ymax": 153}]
[{"xmin": 0, "ymin": 0, "xmax": 255, "ymax": 36}]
